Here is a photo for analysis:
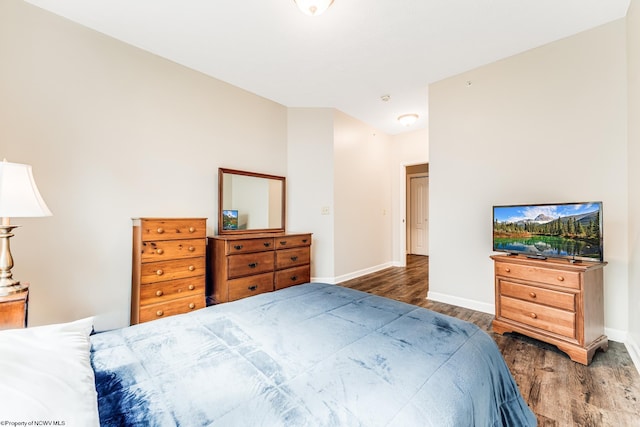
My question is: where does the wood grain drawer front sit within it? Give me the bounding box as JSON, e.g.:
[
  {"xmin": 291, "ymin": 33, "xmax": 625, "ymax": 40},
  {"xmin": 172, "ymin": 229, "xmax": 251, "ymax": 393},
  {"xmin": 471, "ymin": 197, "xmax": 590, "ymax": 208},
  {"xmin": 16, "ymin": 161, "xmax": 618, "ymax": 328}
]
[
  {"xmin": 140, "ymin": 258, "xmax": 206, "ymax": 284},
  {"xmin": 227, "ymin": 251, "xmax": 274, "ymax": 279},
  {"xmin": 275, "ymin": 234, "xmax": 312, "ymax": 249},
  {"xmin": 496, "ymin": 263, "xmax": 580, "ymax": 289},
  {"xmin": 226, "ymin": 238, "xmax": 275, "ymax": 255},
  {"xmin": 275, "ymin": 266, "xmax": 310, "ymax": 290},
  {"xmin": 138, "ymin": 294, "xmax": 204, "ymax": 323},
  {"xmin": 500, "ymin": 296, "xmax": 576, "ymax": 339},
  {"xmin": 140, "ymin": 277, "xmax": 203, "ymax": 306},
  {"xmin": 276, "ymin": 247, "xmax": 310, "ymax": 269},
  {"xmin": 500, "ymin": 280, "xmax": 575, "ymax": 312},
  {"xmin": 141, "ymin": 219, "xmax": 206, "ymax": 241},
  {"xmin": 228, "ymin": 272, "xmax": 274, "ymax": 301},
  {"xmin": 140, "ymin": 238, "xmax": 205, "ymax": 261}
]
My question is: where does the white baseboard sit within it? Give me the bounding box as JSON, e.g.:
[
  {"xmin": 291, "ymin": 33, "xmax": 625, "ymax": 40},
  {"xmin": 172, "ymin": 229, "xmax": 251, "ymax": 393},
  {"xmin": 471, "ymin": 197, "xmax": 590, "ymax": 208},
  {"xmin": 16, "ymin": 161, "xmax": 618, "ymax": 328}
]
[
  {"xmin": 604, "ymin": 327, "xmax": 627, "ymax": 344},
  {"xmin": 626, "ymin": 335, "xmax": 640, "ymax": 375},
  {"xmin": 310, "ymin": 262, "xmax": 395, "ymax": 285},
  {"xmin": 427, "ymin": 291, "xmax": 495, "ymax": 315}
]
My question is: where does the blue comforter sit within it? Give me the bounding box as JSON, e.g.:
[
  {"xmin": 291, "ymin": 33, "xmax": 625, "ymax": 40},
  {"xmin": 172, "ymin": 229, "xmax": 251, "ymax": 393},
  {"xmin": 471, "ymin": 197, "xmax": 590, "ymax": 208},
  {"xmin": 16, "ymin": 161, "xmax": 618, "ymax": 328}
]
[{"xmin": 90, "ymin": 283, "xmax": 536, "ymax": 426}]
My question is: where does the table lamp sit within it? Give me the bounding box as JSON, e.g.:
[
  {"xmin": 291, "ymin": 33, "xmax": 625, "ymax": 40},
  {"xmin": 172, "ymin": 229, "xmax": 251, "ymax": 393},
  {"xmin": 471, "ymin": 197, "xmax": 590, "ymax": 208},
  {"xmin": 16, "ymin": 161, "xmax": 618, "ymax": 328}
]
[{"xmin": 0, "ymin": 160, "xmax": 52, "ymax": 296}]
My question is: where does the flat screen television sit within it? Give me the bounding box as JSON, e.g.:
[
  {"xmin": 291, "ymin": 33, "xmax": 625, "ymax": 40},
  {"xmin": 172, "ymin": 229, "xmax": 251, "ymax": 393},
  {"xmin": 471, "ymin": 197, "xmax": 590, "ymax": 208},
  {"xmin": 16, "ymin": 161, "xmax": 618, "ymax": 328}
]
[{"xmin": 492, "ymin": 202, "xmax": 603, "ymax": 262}]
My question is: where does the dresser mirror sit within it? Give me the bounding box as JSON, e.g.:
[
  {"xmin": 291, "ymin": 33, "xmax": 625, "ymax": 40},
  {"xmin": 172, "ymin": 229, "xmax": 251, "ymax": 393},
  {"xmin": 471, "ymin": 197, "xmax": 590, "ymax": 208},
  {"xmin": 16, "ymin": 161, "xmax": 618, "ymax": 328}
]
[{"xmin": 218, "ymin": 168, "xmax": 286, "ymax": 234}]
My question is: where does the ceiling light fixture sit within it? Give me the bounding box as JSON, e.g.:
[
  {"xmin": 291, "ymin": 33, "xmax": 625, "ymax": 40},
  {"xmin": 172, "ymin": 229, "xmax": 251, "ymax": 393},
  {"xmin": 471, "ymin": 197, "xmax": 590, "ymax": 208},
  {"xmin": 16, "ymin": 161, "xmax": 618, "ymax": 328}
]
[
  {"xmin": 293, "ymin": 0, "xmax": 334, "ymax": 16},
  {"xmin": 397, "ymin": 114, "xmax": 419, "ymax": 126}
]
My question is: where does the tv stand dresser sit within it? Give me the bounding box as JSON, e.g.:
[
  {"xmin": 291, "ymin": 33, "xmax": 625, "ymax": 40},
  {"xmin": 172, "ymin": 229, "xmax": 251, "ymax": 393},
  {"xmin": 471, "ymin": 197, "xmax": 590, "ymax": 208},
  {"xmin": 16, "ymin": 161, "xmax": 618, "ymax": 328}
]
[{"xmin": 491, "ymin": 254, "xmax": 607, "ymax": 365}]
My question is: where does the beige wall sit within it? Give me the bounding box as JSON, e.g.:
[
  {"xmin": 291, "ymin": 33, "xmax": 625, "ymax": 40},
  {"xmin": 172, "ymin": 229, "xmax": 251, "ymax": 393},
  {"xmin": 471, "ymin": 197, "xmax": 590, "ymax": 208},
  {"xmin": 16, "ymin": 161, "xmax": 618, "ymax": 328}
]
[
  {"xmin": 627, "ymin": 0, "xmax": 640, "ymax": 365},
  {"xmin": 429, "ymin": 20, "xmax": 629, "ymax": 337},
  {"xmin": 0, "ymin": 0, "xmax": 288, "ymax": 329},
  {"xmin": 333, "ymin": 111, "xmax": 394, "ymax": 280},
  {"xmin": 287, "ymin": 108, "xmax": 336, "ymax": 281}
]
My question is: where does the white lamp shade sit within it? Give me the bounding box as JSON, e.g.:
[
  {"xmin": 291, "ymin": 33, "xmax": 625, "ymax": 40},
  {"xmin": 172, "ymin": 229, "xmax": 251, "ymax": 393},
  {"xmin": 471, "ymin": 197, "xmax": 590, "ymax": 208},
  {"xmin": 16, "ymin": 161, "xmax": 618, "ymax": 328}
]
[
  {"xmin": 294, "ymin": 0, "xmax": 334, "ymax": 16},
  {"xmin": 0, "ymin": 161, "xmax": 52, "ymax": 218}
]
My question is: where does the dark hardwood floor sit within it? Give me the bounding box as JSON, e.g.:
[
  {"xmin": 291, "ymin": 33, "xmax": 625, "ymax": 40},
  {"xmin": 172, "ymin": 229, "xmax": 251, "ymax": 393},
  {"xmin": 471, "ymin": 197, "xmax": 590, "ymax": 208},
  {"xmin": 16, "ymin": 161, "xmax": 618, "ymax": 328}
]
[{"xmin": 339, "ymin": 255, "xmax": 640, "ymax": 427}]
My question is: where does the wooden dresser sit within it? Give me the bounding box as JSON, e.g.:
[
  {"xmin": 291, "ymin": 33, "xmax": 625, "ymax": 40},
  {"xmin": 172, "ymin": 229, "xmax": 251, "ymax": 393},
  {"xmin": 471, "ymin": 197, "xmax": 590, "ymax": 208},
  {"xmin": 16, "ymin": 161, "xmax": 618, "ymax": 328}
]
[
  {"xmin": 0, "ymin": 286, "xmax": 28, "ymax": 330},
  {"xmin": 491, "ymin": 254, "xmax": 607, "ymax": 365},
  {"xmin": 209, "ymin": 233, "xmax": 312, "ymax": 303},
  {"xmin": 131, "ymin": 218, "xmax": 207, "ymax": 324}
]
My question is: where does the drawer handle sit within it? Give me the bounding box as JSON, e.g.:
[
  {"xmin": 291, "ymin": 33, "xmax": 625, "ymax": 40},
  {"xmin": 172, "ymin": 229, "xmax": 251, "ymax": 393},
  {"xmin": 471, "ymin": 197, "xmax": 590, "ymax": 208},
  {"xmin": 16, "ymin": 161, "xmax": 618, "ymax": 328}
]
[
  {"xmin": 188, "ymin": 265, "xmax": 195, "ymax": 271},
  {"xmin": 557, "ymin": 276, "xmax": 565, "ymax": 282},
  {"xmin": 529, "ymin": 292, "xmax": 536, "ymax": 298},
  {"xmin": 529, "ymin": 312, "xmax": 537, "ymax": 319},
  {"xmin": 156, "ymin": 310, "xmax": 164, "ymax": 317},
  {"xmin": 157, "ymin": 227, "xmax": 164, "ymax": 234},
  {"xmin": 263, "ymin": 242, "xmax": 271, "ymax": 247},
  {"xmin": 248, "ymin": 262, "xmax": 258, "ymax": 268},
  {"xmin": 156, "ymin": 248, "xmax": 164, "ymax": 255},
  {"xmin": 189, "ymin": 227, "xmax": 196, "ymax": 233},
  {"xmin": 156, "ymin": 290, "xmax": 163, "ymax": 297},
  {"xmin": 234, "ymin": 244, "xmax": 243, "ymax": 250},
  {"xmin": 156, "ymin": 269, "xmax": 164, "ymax": 276},
  {"xmin": 248, "ymin": 285, "xmax": 258, "ymax": 291},
  {"xmin": 188, "ymin": 246, "xmax": 195, "ymax": 252},
  {"xmin": 302, "ymin": 239, "xmax": 308, "ymax": 243},
  {"xmin": 189, "ymin": 303, "xmax": 196, "ymax": 309},
  {"xmin": 291, "ymin": 256, "xmax": 298, "ymax": 261},
  {"xmin": 505, "ymin": 268, "xmax": 511, "ymax": 273},
  {"xmin": 280, "ymin": 241, "xmax": 287, "ymax": 246},
  {"xmin": 290, "ymin": 275, "xmax": 298, "ymax": 281},
  {"xmin": 188, "ymin": 284, "xmax": 195, "ymax": 290}
]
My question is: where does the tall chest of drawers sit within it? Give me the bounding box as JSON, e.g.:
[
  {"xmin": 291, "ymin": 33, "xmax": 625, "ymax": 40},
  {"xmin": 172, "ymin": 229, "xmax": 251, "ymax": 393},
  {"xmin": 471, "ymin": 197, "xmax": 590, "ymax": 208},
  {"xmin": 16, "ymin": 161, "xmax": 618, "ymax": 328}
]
[
  {"xmin": 491, "ymin": 254, "xmax": 607, "ymax": 365},
  {"xmin": 131, "ymin": 218, "xmax": 207, "ymax": 324},
  {"xmin": 209, "ymin": 233, "xmax": 312, "ymax": 304}
]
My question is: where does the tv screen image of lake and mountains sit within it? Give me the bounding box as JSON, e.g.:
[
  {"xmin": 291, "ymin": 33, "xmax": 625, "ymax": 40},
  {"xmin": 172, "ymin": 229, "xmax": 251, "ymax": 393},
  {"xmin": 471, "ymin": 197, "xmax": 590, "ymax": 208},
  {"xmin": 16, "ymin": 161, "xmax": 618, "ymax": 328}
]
[{"xmin": 492, "ymin": 202, "xmax": 603, "ymax": 262}]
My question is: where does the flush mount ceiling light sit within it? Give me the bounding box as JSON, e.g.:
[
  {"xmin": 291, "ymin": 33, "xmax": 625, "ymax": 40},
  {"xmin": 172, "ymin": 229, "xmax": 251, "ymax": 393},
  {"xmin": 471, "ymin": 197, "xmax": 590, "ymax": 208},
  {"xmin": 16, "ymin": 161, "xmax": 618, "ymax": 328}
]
[
  {"xmin": 397, "ymin": 114, "xmax": 419, "ymax": 126},
  {"xmin": 293, "ymin": 0, "xmax": 334, "ymax": 16}
]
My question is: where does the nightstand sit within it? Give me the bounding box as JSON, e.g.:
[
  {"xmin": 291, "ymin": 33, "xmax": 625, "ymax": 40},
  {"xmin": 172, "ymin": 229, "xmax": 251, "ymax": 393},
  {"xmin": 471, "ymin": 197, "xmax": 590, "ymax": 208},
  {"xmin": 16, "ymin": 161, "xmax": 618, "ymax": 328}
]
[{"xmin": 0, "ymin": 284, "xmax": 28, "ymax": 330}]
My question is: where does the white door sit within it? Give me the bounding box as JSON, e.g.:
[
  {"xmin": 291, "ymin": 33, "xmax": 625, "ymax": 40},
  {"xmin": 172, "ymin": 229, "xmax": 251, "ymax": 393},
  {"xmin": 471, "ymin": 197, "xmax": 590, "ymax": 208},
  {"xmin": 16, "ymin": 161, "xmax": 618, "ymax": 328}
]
[{"xmin": 410, "ymin": 176, "xmax": 429, "ymax": 255}]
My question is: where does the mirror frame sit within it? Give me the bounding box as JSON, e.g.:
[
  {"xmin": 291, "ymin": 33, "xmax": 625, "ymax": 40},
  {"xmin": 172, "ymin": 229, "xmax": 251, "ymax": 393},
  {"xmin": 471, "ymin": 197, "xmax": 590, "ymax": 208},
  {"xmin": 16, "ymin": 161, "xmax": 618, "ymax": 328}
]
[{"xmin": 218, "ymin": 168, "xmax": 286, "ymax": 235}]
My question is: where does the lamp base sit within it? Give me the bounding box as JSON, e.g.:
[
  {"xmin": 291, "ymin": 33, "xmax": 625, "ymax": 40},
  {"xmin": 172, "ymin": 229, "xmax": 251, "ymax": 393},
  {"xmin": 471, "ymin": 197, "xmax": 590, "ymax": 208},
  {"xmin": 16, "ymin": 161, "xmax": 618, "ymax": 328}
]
[{"xmin": 0, "ymin": 279, "xmax": 27, "ymax": 296}]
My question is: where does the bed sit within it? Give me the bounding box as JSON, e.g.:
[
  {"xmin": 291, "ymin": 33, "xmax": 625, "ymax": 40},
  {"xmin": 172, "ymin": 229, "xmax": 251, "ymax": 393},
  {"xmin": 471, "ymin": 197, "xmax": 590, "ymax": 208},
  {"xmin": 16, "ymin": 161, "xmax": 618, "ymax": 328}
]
[{"xmin": 0, "ymin": 283, "xmax": 537, "ymax": 426}]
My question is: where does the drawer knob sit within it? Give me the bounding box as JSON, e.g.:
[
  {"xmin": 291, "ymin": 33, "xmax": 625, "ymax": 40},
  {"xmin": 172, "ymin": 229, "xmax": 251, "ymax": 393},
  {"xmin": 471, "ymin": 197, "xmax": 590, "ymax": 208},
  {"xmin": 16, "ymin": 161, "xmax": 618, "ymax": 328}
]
[
  {"xmin": 189, "ymin": 227, "xmax": 196, "ymax": 233},
  {"xmin": 302, "ymin": 239, "xmax": 308, "ymax": 243},
  {"xmin": 280, "ymin": 241, "xmax": 287, "ymax": 246},
  {"xmin": 189, "ymin": 303, "xmax": 196, "ymax": 309},
  {"xmin": 156, "ymin": 290, "xmax": 163, "ymax": 297},
  {"xmin": 157, "ymin": 227, "xmax": 164, "ymax": 234},
  {"xmin": 529, "ymin": 312, "xmax": 537, "ymax": 319},
  {"xmin": 263, "ymin": 242, "xmax": 271, "ymax": 247},
  {"xmin": 529, "ymin": 292, "xmax": 536, "ymax": 298},
  {"xmin": 248, "ymin": 285, "xmax": 258, "ymax": 291},
  {"xmin": 291, "ymin": 256, "xmax": 298, "ymax": 261},
  {"xmin": 156, "ymin": 310, "xmax": 164, "ymax": 317},
  {"xmin": 248, "ymin": 262, "xmax": 258, "ymax": 268},
  {"xmin": 290, "ymin": 275, "xmax": 298, "ymax": 281},
  {"xmin": 234, "ymin": 244, "xmax": 243, "ymax": 250},
  {"xmin": 557, "ymin": 276, "xmax": 565, "ymax": 282},
  {"xmin": 188, "ymin": 284, "xmax": 195, "ymax": 290},
  {"xmin": 156, "ymin": 269, "xmax": 164, "ymax": 276},
  {"xmin": 505, "ymin": 268, "xmax": 511, "ymax": 273},
  {"xmin": 188, "ymin": 246, "xmax": 195, "ymax": 252},
  {"xmin": 156, "ymin": 248, "xmax": 164, "ymax": 255},
  {"xmin": 188, "ymin": 265, "xmax": 195, "ymax": 271}
]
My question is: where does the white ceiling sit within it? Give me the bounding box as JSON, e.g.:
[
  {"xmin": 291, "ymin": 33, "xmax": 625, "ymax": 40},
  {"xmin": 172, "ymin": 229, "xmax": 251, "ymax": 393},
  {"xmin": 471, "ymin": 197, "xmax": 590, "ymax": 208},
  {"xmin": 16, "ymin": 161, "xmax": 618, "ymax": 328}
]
[{"xmin": 24, "ymin": 0, "xmax": 630, "ymax": 135}]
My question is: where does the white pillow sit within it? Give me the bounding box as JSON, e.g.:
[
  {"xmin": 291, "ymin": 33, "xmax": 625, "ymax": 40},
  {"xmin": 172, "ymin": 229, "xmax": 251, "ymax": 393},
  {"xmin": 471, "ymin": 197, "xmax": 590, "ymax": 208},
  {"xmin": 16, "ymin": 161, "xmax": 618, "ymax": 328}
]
[{"xmin": 0, "ymin": 317, "xmax": 100, "ymax": 426}]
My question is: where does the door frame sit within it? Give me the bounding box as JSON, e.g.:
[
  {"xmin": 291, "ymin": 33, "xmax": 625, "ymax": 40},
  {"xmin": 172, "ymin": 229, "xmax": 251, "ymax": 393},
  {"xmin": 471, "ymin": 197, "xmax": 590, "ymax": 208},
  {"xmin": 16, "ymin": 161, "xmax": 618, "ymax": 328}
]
[
  {"xmin": 396, "ymin": 160, "xmax": 428, "ymax": 267},
  {"xmin": 407, "ymin": 172, "xmax": 429, "ymax": 256}
]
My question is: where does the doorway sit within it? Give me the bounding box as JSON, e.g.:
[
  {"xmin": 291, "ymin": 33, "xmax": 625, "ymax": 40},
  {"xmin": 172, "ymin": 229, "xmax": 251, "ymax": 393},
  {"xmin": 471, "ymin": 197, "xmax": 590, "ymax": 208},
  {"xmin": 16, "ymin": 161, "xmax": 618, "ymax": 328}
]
[{"xmin": 406, "ymin": 164, "xmax": 429, "ymax": 256}]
